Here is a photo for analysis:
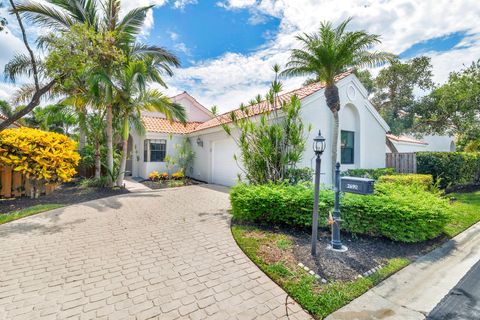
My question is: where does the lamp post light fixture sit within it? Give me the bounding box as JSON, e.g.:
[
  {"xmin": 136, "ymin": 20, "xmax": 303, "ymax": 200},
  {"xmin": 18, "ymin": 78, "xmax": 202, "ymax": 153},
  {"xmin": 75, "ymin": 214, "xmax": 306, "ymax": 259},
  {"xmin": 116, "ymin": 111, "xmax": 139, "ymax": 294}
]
[
  {"xmin": 196, "ymin": 137, "xmax": 203, "ymax": 147},
  {"xmin": 311, "ymin": 130, "xmax": 326, "ymax": 256}
]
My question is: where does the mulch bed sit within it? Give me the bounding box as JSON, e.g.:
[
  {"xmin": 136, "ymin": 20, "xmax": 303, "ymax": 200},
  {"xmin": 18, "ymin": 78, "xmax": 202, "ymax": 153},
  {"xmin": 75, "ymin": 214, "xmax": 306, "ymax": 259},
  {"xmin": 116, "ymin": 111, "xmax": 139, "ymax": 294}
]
[
  {"xmin": 237, "ymin": 222, "xmax": 447, "ymax": 282},
  {"xmin": 292, "ymin": 229, "xmax": 446, "ymax": 281},
  {"xmin": 141, "ymin": 178, "xmax": 204, "ymax": 190},
  {"xmin": 0, "ymin": 180, "xmax": 129, "ymax": 215}
]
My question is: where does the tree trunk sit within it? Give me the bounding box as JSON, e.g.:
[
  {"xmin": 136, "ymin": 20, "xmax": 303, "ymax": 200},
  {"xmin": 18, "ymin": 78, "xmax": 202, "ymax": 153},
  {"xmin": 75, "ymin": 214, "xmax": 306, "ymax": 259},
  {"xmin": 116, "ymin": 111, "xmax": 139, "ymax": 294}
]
[
  {"xmin": 325, "ymin": 85, "xmax": 341, "ymax": 183},
  {"xmin": 95, "ymin": 138, "xmax": 101, "ymax": 179},
  {"xmin": 106, "ymin": 104, "xmax": 114, "ymax": 187},
  {"xmin": 331, "ymin": 110, "xmax": 340, "ymax": 181},
  {"xmin": 116, "ymin": 115, "xmax": 129, "ymax": 187}
]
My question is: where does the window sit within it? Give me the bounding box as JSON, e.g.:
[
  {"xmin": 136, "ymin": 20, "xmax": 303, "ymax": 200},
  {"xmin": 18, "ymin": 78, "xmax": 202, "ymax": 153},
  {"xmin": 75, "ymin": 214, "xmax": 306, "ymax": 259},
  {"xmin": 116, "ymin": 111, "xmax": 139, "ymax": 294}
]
[
  {"xmin": 143, "ymin": 139, "xmax": 167, "ymax": 162},
  {"xmin": 341, "ymin": 131, "xmax": 354, "ymax": 164}
]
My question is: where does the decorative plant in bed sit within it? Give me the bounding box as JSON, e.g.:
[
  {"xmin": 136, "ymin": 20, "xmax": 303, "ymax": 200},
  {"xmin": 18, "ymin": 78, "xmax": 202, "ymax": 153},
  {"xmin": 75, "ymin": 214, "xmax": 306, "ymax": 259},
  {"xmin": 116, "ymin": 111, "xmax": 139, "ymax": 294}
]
[
  {"xmin": 229, "ymin": 176, "xmax": 476, "ymax": 319},
  {"xmin": 142, "ymin": 170, "xmax": 203, "ymax": 189}
]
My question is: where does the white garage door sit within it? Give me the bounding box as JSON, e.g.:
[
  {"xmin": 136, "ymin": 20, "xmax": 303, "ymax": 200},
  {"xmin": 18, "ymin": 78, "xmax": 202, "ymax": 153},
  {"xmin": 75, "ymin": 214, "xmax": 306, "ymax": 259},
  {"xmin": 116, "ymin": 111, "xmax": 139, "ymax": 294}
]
[{"xmin": 211, "ymin": 138, "xmax": 240, "ymax": 186}]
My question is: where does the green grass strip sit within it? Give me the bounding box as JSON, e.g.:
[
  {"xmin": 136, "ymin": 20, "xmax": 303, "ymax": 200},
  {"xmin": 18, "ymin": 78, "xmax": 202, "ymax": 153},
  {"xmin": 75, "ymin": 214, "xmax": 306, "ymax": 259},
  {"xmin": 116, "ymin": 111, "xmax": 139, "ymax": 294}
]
[{"xmin": 0, "ymin": 204, "xmax": 64, "ymax": 225}]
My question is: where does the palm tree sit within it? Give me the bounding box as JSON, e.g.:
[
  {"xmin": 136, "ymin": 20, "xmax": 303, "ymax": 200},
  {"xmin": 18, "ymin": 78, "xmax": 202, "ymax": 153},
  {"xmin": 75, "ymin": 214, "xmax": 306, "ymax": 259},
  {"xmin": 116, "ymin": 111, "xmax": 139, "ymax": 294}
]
[
  {"xmin": 281, "ymin": 18, "xmax": 395, "ymax": 180},
  {"xmin": 15, "ymin": 0, "xmax": 181, "ymax": 186},
  {"xmin": 113, "ymin": 60, "xmax": 186, "ymax": 186}
]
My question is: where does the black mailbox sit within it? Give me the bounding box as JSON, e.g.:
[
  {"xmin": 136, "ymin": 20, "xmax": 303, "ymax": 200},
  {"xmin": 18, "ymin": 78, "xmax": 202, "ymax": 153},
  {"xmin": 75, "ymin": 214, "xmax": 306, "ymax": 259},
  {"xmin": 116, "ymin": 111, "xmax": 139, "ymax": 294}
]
[{"xmin": 341, "ymin": 177, "xmax": 375, "ymax": 195}]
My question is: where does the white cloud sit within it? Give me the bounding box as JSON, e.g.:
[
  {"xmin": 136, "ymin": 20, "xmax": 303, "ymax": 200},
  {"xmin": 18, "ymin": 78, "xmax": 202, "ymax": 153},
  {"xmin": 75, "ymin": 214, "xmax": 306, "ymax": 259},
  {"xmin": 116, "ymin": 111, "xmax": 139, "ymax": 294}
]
[
  {"xmin": 173, "ymin": 0, "xmax": 198, "ymax": 10},
  {"xmin": 169, "ymin": 31, "xmax": 179, "ymax": 41},
  {"xmin": 167, "ymin": 0, "xmax": 480, "ymax": 112}
]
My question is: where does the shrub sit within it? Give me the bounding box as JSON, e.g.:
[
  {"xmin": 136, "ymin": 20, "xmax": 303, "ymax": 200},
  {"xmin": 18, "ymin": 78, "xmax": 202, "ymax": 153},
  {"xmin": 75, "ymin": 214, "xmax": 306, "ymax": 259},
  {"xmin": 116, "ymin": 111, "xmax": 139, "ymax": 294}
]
[
  {"xmin": 0, "ymin": 127, "xmax": 80, "ymax": 183},
  {"xmin": 230, "ymin": 182, "xmax": 450, "ymax": 242},
  {"xmin": 342, "ymin": 168, "xmax": 395, "ymax": 180},
  {"xmin": 172, "ymin": 170, "xmax": 185, "ymax": 180},
  {"xmin": 149, "ymin": 171, "xmax": 161, "ymax": 181},
  {"xmin": 149, "ymin": 171, "xmax": 169, "ymax": 181},
  {"xmin": 284, "ymin": 167, "xmax": 313, "ymax": 185},
  {"xmin": 417, "ymin": 152, "xmax": 480, "ymax": 188},
  {"xmin": 378, "ymin": 174, "xmax": 434, "ymax": 190},
  {"xmin": 80, "ymin": 177, "xmax": 109, "ymax": 188}
]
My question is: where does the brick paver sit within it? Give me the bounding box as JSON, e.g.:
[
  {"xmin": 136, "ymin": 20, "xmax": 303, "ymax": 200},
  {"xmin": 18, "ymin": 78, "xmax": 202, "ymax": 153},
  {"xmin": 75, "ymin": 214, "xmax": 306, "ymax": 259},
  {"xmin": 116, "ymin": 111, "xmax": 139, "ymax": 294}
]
[{"xmin": 0, "ymin": 185, "xmax": 312, "ymax": 319}]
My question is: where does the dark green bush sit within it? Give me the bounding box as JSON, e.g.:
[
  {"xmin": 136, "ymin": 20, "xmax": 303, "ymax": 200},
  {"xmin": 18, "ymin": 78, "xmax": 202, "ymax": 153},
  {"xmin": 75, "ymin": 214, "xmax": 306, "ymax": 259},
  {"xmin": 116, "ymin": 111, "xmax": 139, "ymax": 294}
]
[
  {"xmin": 342, "ymin": 168, "xmax": 396, "ymax": 180},
  {"xmin": 284, "ymin": 167, "xmax": 313, "ymax": 185},
  {"xmin": 230, "ymin": 182, "xmax": 450, "ymax": 242},
  {"xmin": 417, "ymin": 152, "xmax": 480, "ymax": 188}
]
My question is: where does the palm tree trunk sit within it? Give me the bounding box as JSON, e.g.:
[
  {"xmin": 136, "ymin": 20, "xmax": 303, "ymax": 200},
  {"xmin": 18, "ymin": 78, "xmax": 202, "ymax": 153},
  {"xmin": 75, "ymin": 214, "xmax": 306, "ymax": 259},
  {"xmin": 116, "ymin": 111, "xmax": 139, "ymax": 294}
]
[
  {"xmin": 95, "ymin": 138, "xmax": 101, "ymax": 179},
  {"xmin": 331, "ymin": 110, "xmax": 340, "ymax": 181},
  {"xmin": 325, "ymin": 85, "xmax": 341, "ymax": 183},
  {"xmin": 116, "ymin": 115, "xmax": 129, "ymax": 187},
  {"xmin": 106, "ymin": 104, "xmax": 114, "ymax": 187}
]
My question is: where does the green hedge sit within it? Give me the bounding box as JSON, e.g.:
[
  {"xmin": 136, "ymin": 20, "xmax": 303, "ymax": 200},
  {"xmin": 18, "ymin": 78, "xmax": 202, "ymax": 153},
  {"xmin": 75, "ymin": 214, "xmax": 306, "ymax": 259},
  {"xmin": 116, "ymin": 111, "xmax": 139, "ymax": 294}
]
[
  {"xmin": 342, "ymin": 168, "xmax": 396, "ymax": 180},
  {"xmin": 230, "ymin": 182, "xmax": 450, "ymax": 243},
  {"xmin": 378, "ymin": 174, "xmax": 434, "ymax": 190},
  {"xmin": 417, "ymin": 152, "xmax": 480, "ymax": 188}
]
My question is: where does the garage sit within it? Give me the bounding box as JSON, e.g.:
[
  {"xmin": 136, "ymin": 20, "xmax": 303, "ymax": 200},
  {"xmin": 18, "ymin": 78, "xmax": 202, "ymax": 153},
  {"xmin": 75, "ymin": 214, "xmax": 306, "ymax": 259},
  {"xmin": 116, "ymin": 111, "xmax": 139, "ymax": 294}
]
[{"xmin": 211, "ymin": 138, "xmax": 240, "ymax": 186}]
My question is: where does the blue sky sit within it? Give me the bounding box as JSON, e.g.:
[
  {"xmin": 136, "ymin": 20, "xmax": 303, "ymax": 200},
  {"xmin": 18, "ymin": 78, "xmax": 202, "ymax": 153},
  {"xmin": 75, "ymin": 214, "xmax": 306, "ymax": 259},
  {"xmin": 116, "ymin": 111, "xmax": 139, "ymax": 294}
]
[
  {"xmin": 148, "ymin": 1, "xmax": 281, "ymax": 66},
  {"xmin": 0, "ymin": 0, "xmax": 479, "ymax": 111}
]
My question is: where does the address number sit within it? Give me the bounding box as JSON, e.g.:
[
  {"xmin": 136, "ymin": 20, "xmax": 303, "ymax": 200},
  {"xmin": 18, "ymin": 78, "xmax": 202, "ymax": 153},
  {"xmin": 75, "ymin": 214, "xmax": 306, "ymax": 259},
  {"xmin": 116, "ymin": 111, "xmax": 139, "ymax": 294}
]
[{"xmin": 346, "ymin": 184, "xmax": 359, "ymax": 190}]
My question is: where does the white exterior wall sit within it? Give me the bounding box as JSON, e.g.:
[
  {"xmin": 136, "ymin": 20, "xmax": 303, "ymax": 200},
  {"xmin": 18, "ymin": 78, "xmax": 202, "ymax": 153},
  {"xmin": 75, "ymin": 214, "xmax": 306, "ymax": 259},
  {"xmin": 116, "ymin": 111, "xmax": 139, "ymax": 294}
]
[
  {"xmin": 131, "ymin": 131, "xmax": 184, "ymax": 178},
  {"xmin": 422, "ymin": 135, "xmax": 456, "ymax": 152},
  {"xmin": 131, "ymin": 75, "xmax": 389, "ymax": 185},
  {"xmin": 296, "ymin": 76, "xmax": 388, "ymax": 184},
  {"xmin": 171, "ymin": 93, "xmax": 212, "ymax": 122}
]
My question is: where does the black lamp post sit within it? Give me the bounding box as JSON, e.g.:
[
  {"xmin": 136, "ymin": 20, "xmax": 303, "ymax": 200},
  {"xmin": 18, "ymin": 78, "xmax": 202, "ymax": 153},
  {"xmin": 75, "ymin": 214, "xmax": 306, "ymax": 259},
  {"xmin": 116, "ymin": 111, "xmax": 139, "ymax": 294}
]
[{"xmin": 311, "ymin": 130, "xmax": 326, "ymax": 256}]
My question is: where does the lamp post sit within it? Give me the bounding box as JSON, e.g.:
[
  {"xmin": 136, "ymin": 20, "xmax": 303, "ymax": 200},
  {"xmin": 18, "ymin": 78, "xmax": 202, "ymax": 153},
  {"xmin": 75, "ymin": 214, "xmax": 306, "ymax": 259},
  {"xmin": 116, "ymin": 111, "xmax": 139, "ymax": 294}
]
[{"xmin": 311, "ymin": 130, "xmax": 326, "ymax": 256}]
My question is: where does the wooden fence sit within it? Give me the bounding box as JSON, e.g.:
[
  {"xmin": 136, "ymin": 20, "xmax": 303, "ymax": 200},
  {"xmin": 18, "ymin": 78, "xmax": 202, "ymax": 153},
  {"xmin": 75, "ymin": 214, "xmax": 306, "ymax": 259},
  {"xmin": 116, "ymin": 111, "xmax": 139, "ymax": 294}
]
[
  {"xmin": 0, "ymin": 166, "xmax": 56, "ymax": 198},
  {"xmin": 386, "ymin": 153, "xmax": 417, "ymax": 174}
]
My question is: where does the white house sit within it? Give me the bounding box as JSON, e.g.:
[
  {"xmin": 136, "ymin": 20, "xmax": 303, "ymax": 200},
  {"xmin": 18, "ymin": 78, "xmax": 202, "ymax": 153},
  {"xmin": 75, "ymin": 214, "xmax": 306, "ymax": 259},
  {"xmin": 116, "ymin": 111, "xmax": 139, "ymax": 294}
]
[
  {"xmin": 129, "ymin": 71, "xmax": 390, "ymax": 186},
  {"xmin": 386, "ymin": 134, "xmax": 456, "ymax": 153}
]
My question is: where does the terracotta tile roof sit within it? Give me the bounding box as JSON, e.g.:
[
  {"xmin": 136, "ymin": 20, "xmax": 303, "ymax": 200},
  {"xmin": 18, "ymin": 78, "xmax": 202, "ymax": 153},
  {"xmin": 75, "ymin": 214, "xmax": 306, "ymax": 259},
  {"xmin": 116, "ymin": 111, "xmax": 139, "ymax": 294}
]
[
  {"xmin": 194, "ymin": 70, "xmax": 354, "ymax": 132},
  {"xmin": 142, "ymin": 116, "xmax": 202, "ymax": 134},
  {"xmin": 386, "ymin": 134, "xmax": 428, "ymax": 145},
  {"xmin": 142, "ymin": 70, "xmax": 354, "ymax": 134}
]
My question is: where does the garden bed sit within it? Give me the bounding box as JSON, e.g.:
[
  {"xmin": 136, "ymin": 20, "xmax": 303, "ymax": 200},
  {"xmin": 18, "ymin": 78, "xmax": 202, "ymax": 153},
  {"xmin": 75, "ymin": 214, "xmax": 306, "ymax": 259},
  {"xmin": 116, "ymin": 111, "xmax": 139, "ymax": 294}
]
[
  {"xmin": 141, "ymin": 178, "xmax": 204, "ymax": 189},
  {"xmin": 231, "ymin": 191, "xmax": 480, "ymax": 319},
  {"xmin": 0, "ymin": 179, "xmax": 129, "ymax": 216}
]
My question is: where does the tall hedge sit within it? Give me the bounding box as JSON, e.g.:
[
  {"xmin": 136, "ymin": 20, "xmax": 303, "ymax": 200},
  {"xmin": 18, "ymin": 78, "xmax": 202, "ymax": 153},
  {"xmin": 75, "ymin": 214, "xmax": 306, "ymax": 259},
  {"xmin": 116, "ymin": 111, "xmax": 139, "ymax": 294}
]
[
  {"xmin": 230, "ymin": 182, "xmax": 450, "ymax": 243},
  {"xmin": 416, "ymin": 152, "xmax": 480, "ymax": 188}
]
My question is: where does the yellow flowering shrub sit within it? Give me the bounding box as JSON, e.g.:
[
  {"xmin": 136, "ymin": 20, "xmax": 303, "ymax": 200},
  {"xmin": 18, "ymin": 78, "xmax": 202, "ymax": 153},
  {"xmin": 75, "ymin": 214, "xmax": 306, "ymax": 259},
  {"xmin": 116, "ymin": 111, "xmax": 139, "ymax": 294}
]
[
  {"xmin": 172, "ymin": 170, "xmax": 185, "ymax": 180},
  {"xmin": 149, "ymin": 171, "xmax": 169, "ymax": 181},
  {"xmin": 0, "ymin": 127, "xmax": 80, "ymax": 182}
]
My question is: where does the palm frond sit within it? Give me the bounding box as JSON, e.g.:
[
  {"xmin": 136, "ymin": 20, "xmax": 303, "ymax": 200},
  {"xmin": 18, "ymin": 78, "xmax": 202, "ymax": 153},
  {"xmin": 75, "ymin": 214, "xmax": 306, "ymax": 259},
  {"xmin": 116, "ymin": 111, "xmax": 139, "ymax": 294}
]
[
  {"xmin": 117, "ymin": 6, "xmax": 153, "ymax": 39},
  {"xmin": 14, "ymin": 1, "xmax": 74, "ymax": 29},
  {"xmin": 4, "ymin": 53, "xmax": 44, "ymax": 82}
]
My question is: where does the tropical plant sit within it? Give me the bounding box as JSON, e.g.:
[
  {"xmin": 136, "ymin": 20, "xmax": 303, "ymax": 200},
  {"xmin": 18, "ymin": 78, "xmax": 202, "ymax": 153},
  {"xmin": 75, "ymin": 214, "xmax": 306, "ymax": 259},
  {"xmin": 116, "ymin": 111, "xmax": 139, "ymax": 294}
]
[
  {"xmin": 0, "ymin": 0, "xmax": 57, "ymax": 131},
  {"xmin": 174, "ymin": 137, "xmax": 195, "ymax": 175},
  {"xmin": 0, "ymin": 127, "xmax": 80, "ymax": 197},
  {"xmin": 113, "ymin": 59, "xmax": 186, "ymax": 187},
  {"xmin": 281, "ymin": 17, "xmax": 395, "ymax": 180},
  {"xmin": 14, "ymin": 0, "xmax": 181, "ymax": 186},
  {"xmin": 213, "ymin": 65, "xmax": 310, "ymax": 184}
]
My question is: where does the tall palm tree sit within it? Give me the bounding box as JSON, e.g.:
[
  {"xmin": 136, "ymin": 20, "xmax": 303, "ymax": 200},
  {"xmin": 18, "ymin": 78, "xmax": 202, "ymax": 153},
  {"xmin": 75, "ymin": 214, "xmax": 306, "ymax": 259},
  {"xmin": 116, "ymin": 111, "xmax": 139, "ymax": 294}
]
[
  {"xmin": 15, "ymin": 0, "xmax": 181, "ymax": 186},
  {"xmin": 113, "ymin": 59, "xmax": 186, "ymax": 186},
  {"xmin": 281, "ymin": 18, "xmax": 395, "ymax": 180}
]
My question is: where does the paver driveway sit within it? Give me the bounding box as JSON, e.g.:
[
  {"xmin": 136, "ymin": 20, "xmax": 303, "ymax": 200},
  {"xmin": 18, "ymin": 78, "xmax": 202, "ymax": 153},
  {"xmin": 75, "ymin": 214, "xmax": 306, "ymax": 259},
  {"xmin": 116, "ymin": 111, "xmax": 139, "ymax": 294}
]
[{"xmin": 0, "ymin": 185, "xmax": 311, "ymax": 320}]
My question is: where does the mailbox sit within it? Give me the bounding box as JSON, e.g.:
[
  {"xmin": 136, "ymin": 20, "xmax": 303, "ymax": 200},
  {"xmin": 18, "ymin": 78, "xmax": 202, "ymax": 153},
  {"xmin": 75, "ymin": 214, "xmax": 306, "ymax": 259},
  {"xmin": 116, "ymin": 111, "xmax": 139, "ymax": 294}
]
[{"xmin": 341, "ymin": 177, "xmax": 374, "ymax": 195}]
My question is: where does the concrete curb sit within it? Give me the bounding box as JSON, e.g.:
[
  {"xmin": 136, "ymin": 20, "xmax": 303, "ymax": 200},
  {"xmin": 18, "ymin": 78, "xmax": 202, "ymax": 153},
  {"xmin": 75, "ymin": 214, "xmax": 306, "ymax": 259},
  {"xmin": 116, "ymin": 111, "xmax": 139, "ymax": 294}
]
[{"xmin": 326, "ymin": 221, "xmax": 480, "ymax": 320}]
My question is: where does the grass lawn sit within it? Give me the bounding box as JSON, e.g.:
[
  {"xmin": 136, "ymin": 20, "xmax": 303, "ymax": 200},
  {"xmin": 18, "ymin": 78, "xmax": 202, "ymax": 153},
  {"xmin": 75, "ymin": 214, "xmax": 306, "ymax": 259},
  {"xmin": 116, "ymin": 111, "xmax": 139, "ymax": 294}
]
[
  {"xmin": 444, "ymin": 191, "xmax": 480, "ymax": 237},
  {"xmin": 0, "ymin": 204, "xmax": 64, "ymax": 225},
  {"xmin": 231, "ymin": 191, "xmax": 480, "ymax": 319}
]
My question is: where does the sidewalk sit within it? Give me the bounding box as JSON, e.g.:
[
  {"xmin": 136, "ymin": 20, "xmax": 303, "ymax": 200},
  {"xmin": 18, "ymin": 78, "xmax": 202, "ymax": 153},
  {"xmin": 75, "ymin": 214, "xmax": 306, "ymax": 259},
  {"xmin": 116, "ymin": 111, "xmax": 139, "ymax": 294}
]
[
  {"xmin": 123, "ymin": 177, "xmax": 153, "ymax": 193},
  {"xmin": 327, "ymin": 222, "xmax": 480, "ymax": 320}
]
